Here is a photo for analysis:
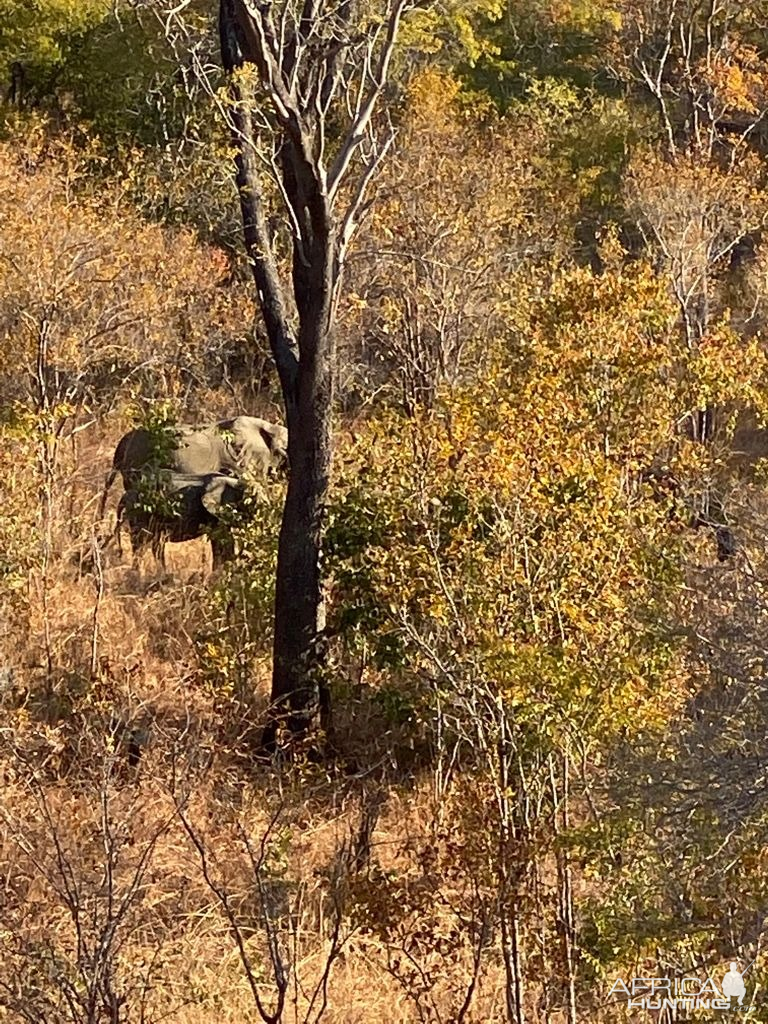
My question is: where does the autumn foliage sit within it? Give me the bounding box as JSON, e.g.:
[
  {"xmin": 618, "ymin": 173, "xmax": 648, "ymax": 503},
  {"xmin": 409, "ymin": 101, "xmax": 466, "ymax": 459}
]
[{"xmin": 2, "ymin": 0, "xmax": 768, "ymax": 1021}]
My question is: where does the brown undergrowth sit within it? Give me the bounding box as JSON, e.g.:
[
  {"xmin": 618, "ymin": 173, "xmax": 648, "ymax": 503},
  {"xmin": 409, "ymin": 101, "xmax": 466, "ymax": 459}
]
[{"xmin": 0, "ymin": 418, "xmax": 516, "ymax": 1023}]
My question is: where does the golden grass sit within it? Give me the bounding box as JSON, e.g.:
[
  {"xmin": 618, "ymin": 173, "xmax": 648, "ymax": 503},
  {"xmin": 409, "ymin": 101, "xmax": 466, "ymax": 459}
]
[{"xmin": 5, "ymin": 418, "xmax": 732, "ymax": 1023}]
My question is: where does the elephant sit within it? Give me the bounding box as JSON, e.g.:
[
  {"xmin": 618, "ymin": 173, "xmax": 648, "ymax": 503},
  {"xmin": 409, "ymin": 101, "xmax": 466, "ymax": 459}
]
[
  {"xmin": 116, "ymin": 470, "xmax": 247, "ymax": 569},
  {"xmin": 99, "ymin": 415, "xmax": 288, "ymax": 519}
]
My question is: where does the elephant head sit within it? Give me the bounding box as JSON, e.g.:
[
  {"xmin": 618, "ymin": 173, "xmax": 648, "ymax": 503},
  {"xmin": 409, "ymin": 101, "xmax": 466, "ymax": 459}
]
[
  {"xmin": 213, "ymin": 416, "xmax": 289, "ymax": 478},
  {"xmin": 198, "ymin": 473, "xmax": 248, "ymax": 566}
]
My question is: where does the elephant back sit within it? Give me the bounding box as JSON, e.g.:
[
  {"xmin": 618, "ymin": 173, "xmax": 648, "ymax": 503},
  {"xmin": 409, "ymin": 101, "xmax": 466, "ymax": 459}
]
[
  {"xmin": 172, "ymin": 430, "xmax": 223, "ymax": 476},
  {"xmin": 114, "ymin": 425, "xmax": 197, "ymax": 487}
]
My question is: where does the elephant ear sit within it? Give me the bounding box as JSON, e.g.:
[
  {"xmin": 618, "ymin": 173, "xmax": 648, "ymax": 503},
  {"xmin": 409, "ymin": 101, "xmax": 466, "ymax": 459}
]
[
  {"xmin": 258, "ymin": 422, "xmax": 289, "ymax": 465},
  {"xmin": 201, "ymin": 476, "xmax": 227, "ymax": 514},
  {"xmin": 201, "ymin": 476, "xmax": 243, "ymax": 514},
  {"xmin": 256, "ymin": 421, "xmax": 278, "ymax": 449}
]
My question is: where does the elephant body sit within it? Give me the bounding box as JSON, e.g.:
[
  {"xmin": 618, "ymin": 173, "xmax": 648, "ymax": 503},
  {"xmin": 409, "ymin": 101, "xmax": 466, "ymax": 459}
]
[
  {"xmin": 117, "ymin": 471, "xmax": 246, "ymax": 569},
  {"xmin": 100, "ymin": 415, "xmax": 288, "ymax": 518}
]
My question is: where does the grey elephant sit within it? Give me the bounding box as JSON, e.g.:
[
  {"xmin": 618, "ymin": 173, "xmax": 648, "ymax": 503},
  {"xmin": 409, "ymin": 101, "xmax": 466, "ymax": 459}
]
[
  {"xmin": 116, "ymin": 470, "xmax": 247, "ymax": 569},
  {"xmin": 99, "ymin": 415, "xmax": 288, "ymax": 518}
]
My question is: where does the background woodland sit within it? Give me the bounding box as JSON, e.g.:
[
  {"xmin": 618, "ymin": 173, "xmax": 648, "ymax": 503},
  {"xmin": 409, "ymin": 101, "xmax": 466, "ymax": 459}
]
[{"xmin": 2, "ymin": 0, "xmax": 768, "ymax": 1020}]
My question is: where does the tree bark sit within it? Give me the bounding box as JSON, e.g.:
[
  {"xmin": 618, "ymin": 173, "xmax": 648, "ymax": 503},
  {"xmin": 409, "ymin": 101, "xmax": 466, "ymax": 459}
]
[
  {"xmin": 272, "ymin": 311, "xmax": 334, "ymax": 735},
  {"xmin": 219, "ymin": 5, "xmax": 299, "ymax": 396},
  {"xmin": 220, "ymin": 0, "xmax": 334, "ymax": 746},
  {"xmin": 219, "ymin": 0, "xmax": 404, "ymax": 747},
  {"xmin": 271, "ymin": 169, "xmax": 335, "ymax": 736}
]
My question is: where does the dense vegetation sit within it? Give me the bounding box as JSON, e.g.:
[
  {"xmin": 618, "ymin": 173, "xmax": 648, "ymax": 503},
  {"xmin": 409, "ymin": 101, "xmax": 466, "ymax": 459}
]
[{"xmin": 2, "ymin": 0, "xmax": 768, "ymax": 1020}]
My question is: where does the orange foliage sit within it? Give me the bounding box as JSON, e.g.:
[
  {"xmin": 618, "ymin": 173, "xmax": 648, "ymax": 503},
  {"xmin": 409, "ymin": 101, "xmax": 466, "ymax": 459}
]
[{"xmin": 0, "ymin": 139, "xmax": 253, "ymax": 413}]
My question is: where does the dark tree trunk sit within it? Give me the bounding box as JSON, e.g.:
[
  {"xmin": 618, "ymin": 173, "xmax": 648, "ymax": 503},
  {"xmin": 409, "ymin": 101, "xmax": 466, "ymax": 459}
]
[
  {"xmin": 7, "ymin": 61, "xmax": 26, "ymax": 106},
  {"xmin": 219, "ymin": 0, "xmax": 403, "ymax": 749},
  {"xmin": 219, "ymin": 6, "xmax": 299, "ymax": 396},
  {"xmin": 270, "ymin": 194, "xmax": 335, "ymax": 737},
  {"xmin": 220, "ymin": 0, "xmax": 334, "ymax": 747},
  {"xmin": 272, "ymin": 318, "xmax": 334, "ymax": 734}
]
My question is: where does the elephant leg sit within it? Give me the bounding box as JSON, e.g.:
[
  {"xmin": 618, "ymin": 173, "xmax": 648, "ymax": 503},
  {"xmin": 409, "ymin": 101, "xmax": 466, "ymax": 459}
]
[
  {"xmin": 115, "ymin": 495, "xmax": 129, "ymax": 559},
  {"xmin": 129, "ymin": 525, "xmax": 152, "ymax": 571},
  {"xmin": 151, "ymin": 530, "xmax": 167, "ymax": 571},
  {"xmin": 210, "ymin": 532, "xmax": 234, "ymax": 570}
]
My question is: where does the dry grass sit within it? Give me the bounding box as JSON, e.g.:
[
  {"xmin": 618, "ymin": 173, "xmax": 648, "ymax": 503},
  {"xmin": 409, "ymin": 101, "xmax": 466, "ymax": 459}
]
[
  {"xmin": 1, "ymin": 416, "xmax": 529, "ymax": 1024},
  {"xmin": 5, "ymin": 413, "xmax": 758, "ymax": 1023}
]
